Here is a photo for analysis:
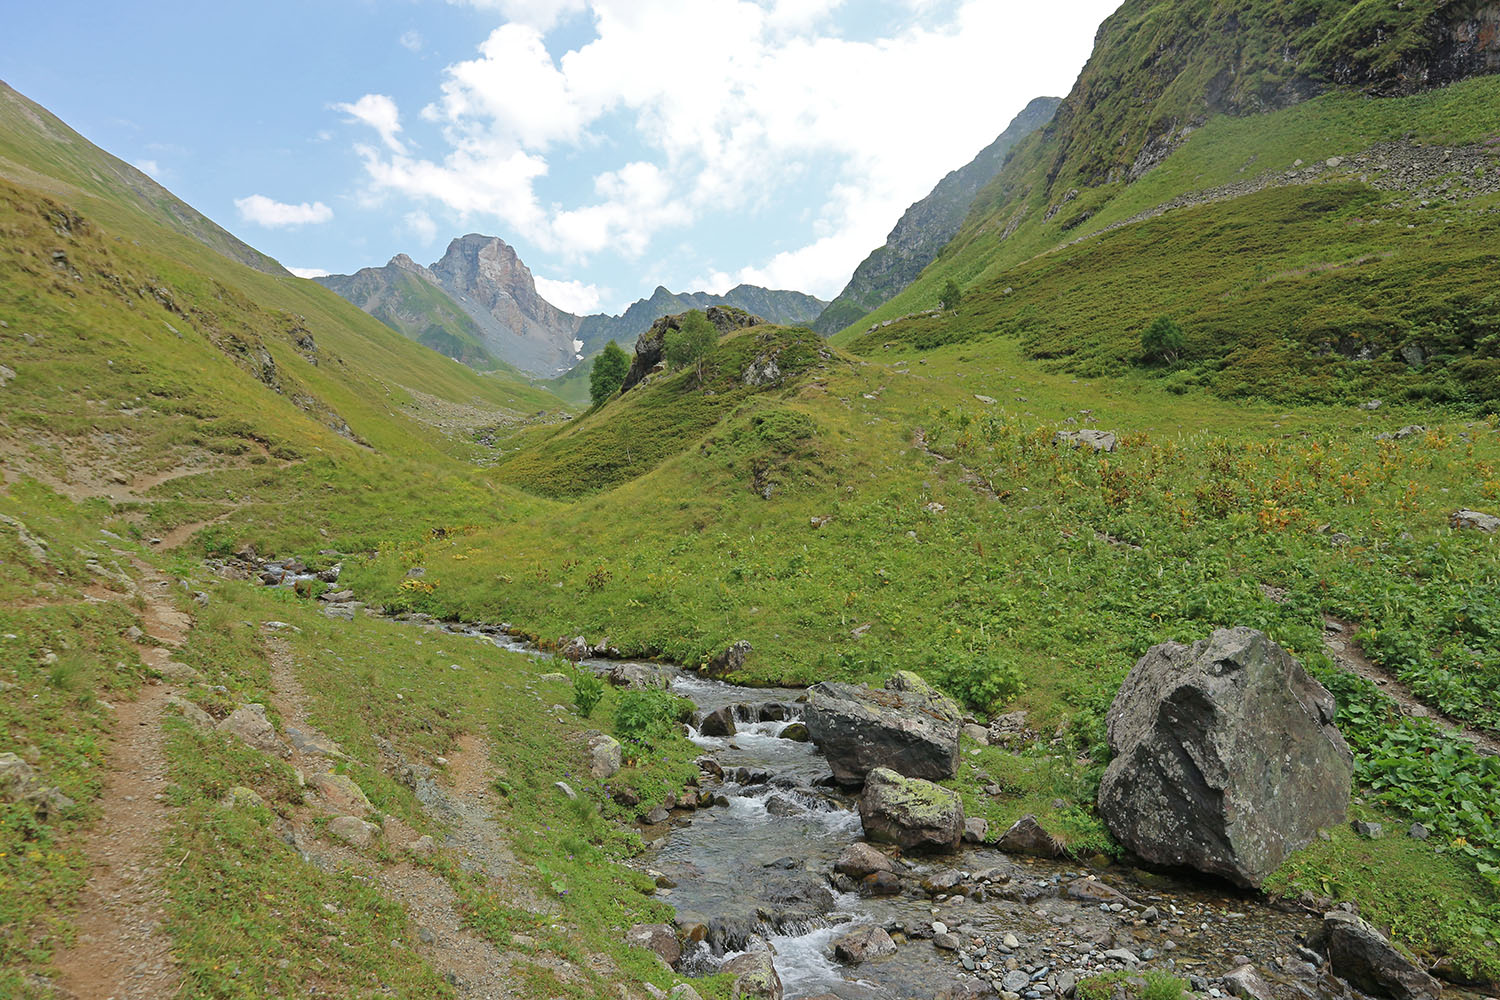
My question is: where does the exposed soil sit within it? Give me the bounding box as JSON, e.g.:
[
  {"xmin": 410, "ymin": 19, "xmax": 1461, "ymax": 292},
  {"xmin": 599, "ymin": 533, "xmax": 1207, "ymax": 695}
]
[
  {"xmin": 1322, "ymin": 617, "xmax": 1500, "ymax": 757},
  {"xmin": 50, "ymin": 560, "xmax": 190, "ymax": 1000}
]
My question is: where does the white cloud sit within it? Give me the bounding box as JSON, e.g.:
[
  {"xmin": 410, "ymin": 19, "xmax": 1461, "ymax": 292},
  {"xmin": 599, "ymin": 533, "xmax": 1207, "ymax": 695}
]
[
  {"xmin": 234, "ymin": 194, "xmax": 335, "ymax": 227},
  {"xmin": 288, "ymin": 266, "xmax": 331, "ymax": 278},
  {"xmin": 534, "ymin": 274, "xmax": 602, "ymax": 313},
  {"xmin": 400, "ymin": 29, "xmax": 424, "ymax": 52},
  {"xmin": 345, "ymin": 0, "xmax": 1122, "ymax": 292},
  {"xmin": 334, "ymin": 94, "xmax": 407, "ymax": 153},
  {"xmin": 133, "ymin": 158, "xmax": 161, "ymax": 178},
  {"xmin": 405, "ymin": 210, "xmax": 439, "ymax": 243}
]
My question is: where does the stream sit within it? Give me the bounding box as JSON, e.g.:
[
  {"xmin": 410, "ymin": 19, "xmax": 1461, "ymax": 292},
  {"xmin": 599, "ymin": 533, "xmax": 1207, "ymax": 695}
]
[{"xmin": 249, "ymin": 565, "xmax": 1393, "ymax": 1000}]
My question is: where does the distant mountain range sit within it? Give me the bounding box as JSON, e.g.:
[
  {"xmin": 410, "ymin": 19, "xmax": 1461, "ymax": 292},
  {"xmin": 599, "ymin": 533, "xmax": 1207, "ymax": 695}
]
[
  {"xmin": 811, "ymin": 96, "xmax": 1061, "ymax": 334},
  {"xmin": 317, "ymin": 237, "xmax": 825, "ymax": 375}
]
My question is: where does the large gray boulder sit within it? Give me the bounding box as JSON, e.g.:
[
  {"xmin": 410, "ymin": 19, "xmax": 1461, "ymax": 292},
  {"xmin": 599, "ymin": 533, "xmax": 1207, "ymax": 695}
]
[
  {"xmin": 859, "ymin": 766, "xmax": 964, "ymax": 852},
  {"xmin": 1097, "ymin": 628, "xmax": 1353, "ymax": 887},
  {"xmin": 724, "ymin": 949, "xmax": 783, "ymax": 1000},
  {"xmin": 804, "ymin": 671, "xmax": 960, "ymax": 785},
  {"xmin": 1317, "ymin": 911, "xmax": 1441, "ymax": 1000}
]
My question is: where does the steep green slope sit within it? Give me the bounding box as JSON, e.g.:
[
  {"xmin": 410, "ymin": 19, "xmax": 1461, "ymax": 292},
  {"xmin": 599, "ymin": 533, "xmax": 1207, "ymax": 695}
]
[
  {"xmin": 835, "ymin": 2, "xmax": 1500, "ymax": 406},
  {"xmin": 314, "ymin": 256, "xmax": 505, "ymax": 369},
  {"xmin": 812, "ymin": 96, "xmax": 1060, "ymax": 334},
  {"xmin": 0, "ymin": 80, "xmax": 287, "ymax": 276}
]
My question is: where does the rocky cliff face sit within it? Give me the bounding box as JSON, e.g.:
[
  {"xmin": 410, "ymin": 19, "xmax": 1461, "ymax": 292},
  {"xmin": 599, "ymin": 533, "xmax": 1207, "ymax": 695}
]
[
  {"xmin": 812, "ymin": 97, "xmax": 1061, "ymax": 334},
  {"xmin": 427, "ymin": 235, "xmax": 583, "ymax": 375},
  {"xmin": 619, "ymin": 306, "xmax": 763, "ymax": 394},
  {"xmin": 314, "ymin": 257, "xmax": 499, "ymax": 369}
]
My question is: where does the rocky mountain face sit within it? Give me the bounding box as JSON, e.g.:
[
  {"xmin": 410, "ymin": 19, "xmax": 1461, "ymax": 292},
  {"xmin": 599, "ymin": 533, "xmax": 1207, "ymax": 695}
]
[
  {"xmin": 426, "ymin": 235, "xmax": 583, "ymax": 375},
  {"xmin": 319, "ymin": 235, "xmax": 825, "ymax": 376},
  {"xmin": 577, "ymin": 284, "xmax": 825, "ymax": 357},
  {"xmin": 813, "ymin": 97, "xmax": 1060, "ymax": 334},
  {"xmin": 313, "ymin": 255, "xmax": 499, "ymax": 368}
]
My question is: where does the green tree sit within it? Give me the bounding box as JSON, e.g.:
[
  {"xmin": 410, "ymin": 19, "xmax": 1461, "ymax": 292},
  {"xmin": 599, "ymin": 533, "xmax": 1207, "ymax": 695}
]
[
  {"xmin": 663, "ymin": 310, "xmax": 718, "ymax": 383},
  {"xmin": 939, "ymin": 278, "xmax": 963, "ymax": 312},
  {"xmin": 588, "ymin": 340, "xmax": 630, "ymax": 405},
  {"xmin": 1141, "ymin": 315, "xmax": 1185, "ymax": 364}
]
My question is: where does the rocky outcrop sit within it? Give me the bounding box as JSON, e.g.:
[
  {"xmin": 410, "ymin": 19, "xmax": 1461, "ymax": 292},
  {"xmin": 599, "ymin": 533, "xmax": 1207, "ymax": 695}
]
[
  {"xmin": 625, "ymin": 922, "xmax": 681, "ymax": 969},
  {"xmin": 1097, "ymin": 628, "xmax": 1353, "ymax": 887},
  {"xmin": 1451, "ymin": 509, "xmax": 1500, "ymax": 532},
  {"xmin": 703, "ymin": 640, "xmax": 753, "ymax": 678},
  {"xmin": 620, "ymin": 307, "xmax": 764, "ymax": 394},
  {"xmin": 859, "ymin": 766, "xmax": 965, "ymax": 852},
  {"xmin": 1316, "ymin": 911, "xmax": 1442, "ymax": 1000},
  {"xmin": 576, "ymin": 284, "xmax": 825, "ymax": 358},
  {"xmin": 217, "ymin": 703, "xmax": 283, "ymax": 755},
  {"xmin": 0, "ymin": 752, "xmax": 74, "ymax": 818},
  {"xmin": 804, "ymin": 671, "xmax": 961, "ymax": 785},
  {"xmin": 1054, "ymin": 429, "xmax": 1118, "ymax": 452}
]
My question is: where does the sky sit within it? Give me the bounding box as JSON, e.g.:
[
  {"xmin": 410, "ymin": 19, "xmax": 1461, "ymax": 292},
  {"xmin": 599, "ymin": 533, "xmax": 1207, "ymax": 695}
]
[{"xmin": 2, "ymin": 0, "xmax": 1122, "ymax": 315}]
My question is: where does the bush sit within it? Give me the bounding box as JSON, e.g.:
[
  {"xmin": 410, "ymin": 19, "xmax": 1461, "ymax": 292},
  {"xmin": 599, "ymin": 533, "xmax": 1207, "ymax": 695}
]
[
  {"xmin": 939, "ymin": 277, "xmax": 963, "ymax": 312},
  {"xmin": 663, "ymin": 311, "xmax": 718, "ymax": 383},
  {"xmin": 932, "ymin": 652, "xmax": 1024, "ymax": 715},
  {"xmin": 613, "ymin": 689, "xmax": 692, "ymax": 750},
  {"xmin": 571, "ymin": 668, "xmax": 604, "ymax": 718},
  {"xmin": 1141, "ymin": 316, "xmax": 1185, "ymax": 364},
  {"xmin": 588, "ymin": 341, "xmax": 630, "ymax": 405}
]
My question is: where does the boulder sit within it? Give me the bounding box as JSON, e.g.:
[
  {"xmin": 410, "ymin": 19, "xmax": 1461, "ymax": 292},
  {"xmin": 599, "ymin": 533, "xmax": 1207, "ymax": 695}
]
[
  {"xmin": 858, "ymin": 766, "xmax": 964, "ymax": 851},
  {"xmin": 166, "ymin": 694, "xmax": 213, "ymax": 729},
  {"xmin": 1054, "ymin": 428, "xmax": 1118, "ymax": 452},
  {"xmin": 704, "ymin": 639, "xmax": 754, "ymax": 678},
  {"xmin": 780, "ymin": 721, "xmax": 809, "ymax": 741},
  {"xmin": 309, "ymin": 772, "xmax": 373, "ymax": 815},
  {"xmin": 699, "ymin": 705, "xmax": 738, "ymax": 738},
  {"xmin": 221, "ymin": 786, "xmax": 267, "ymax": 810},
  {"xmin": 833, "ymin": 924, "xmax": 897, "ymax": 964},
  {"xmin": 724, "ymin": 949, "xmax": 783, "ymax": 1000},
  {"xmin": 588, "ymin": 733, "xmax": 622, "ymax": 779},
  {"xmin": 0, "ymin": 753, "xmax": 75, "ymax": 818},
  {"xmin": 1097, "ymin": 628, "xmax": 1353, "ymax": 887},
  {"xmin": 624, "ymin": 922, "xmax": 681, "ymax": 969},
  {"xmin": 961, "ymin": 723, "xmax": 990, "ymax": 746},
  {"xmin": 834, "ymin": 841, "xmax": 899, "ymax": 879},
  {"xmin": 1318, "ymin": 911, "xmax": 1441, "ymax": 1000},
  {"xmin": 804, "ymin": 671, "xmax": 960, "ymax": 785},
  {"xmin": 559, "ymin": 635, "xmax": 589, "ymax": 662},
  {"xmin": 217, "ymin": 703, "xmax": 282, "ymax": 754},
  {"xmin": 996, "ymin": 815, "xmax": 1062, "ymax": 857},
  {"xmin": 1223, "ymin": 965, "xmax": 1274, "ymax": 1000},
  {"xmin": 607, "ymin": 662, "xmax": 669, "ymax": 689},
  {"xmin": 328, "ymin": 815, "xmax": 378, "ymax": 848},
  {"xmin": 962, "ymin": 817, "xmax": 990, "ymax": 844},
  {"xmin": 1451, "ymin": 509, "xmax": 1500, "ymax": 532}
]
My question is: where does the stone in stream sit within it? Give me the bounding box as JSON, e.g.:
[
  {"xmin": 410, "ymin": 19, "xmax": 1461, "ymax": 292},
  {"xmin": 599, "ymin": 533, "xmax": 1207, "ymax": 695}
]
[
  {"xmin": 624, "ymin": 922, "xmax": 681, "ymax": 969},
  {"xmin": 1316, "ymin": 911, "xmax": 1442, "ymax": 1000},
  {"xmin": 1097, "ymin": 628, "xmax": 1353, "ymax": 887},
  {"xmin": 834, "ymin": 841, "xmax": 900, "ymax": 879},
  {"xmin": 833, "ymin": 924, "xmax": 897, "ymax": 964},
  {"xmin": 723, "ymin": 949, "xmax": 783, "ymax": 999},
  {"xmin": 699, "ymin": 705, "xmax": 738, "ymax": 737},
  {"xmin": 804, "ymin": 671, "xmax": 960, "ymax": 785},
  {"xmin": 996, "ymin": 815, "xmax": 1062, "ymax": 857},
  {"xmin": 858, "ymin": 766, "xmax": 964, "ymax": 851},
  {"xmin": 779, "ymin": 721, "xmax": 809, "ymax": 741},
  {"xmin": 608, "ymin": 662, "xmax": 670, "ymax": 688}
]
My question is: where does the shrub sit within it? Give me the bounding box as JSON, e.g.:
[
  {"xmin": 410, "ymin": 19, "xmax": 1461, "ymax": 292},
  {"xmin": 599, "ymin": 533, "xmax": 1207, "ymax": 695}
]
[
  {"xmin": 588, "ymin": 341, "xmax": 630, "ymax": 405},
  {"xmin": 613, "ymin": 689, "xmax": 692, "ymax": 749},
  {"xmin": 571, "ymin": 668, "xmax": 604, "ymax": 718},
  {"xmin": 939, "ymin": 277, "xmax": 963, "ymax": 312},
  {"xmin": 932, "ymin": 652, "xmax": 1024, "ymax": 715},
  {"xmin": 1141, "ymin": 316, "xmax": 1185, "ymax": 364},
  {"xmin": 663, "ymin": 311, "xmax": 718, "ymax": 383}
]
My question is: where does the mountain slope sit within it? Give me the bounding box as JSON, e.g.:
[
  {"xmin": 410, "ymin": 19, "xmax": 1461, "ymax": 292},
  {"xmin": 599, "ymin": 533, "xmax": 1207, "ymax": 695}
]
[
  {"xmin": 812, "ymin": 96, "xmax": 1060, "ymax": 334},
  {"xmin": 0, "ymin": 80, "xmax": 288, "ymax": 277},
  {"xmin": 313, "ymin": 254, "xmax": 502, "ymax": 368},
  {"xmin": 836, "ymin": 0, "xmax": 1500, "ymax": 407},
  {"xmin": 576, "ymin": 284, "xmax": 826, "ymax": 356}
]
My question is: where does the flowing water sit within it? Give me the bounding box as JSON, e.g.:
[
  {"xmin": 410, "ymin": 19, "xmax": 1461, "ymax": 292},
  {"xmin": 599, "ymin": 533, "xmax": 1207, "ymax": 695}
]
[{"xmin": 263, "ymin": 595, "xmax": 1433, "ymax": 1000}]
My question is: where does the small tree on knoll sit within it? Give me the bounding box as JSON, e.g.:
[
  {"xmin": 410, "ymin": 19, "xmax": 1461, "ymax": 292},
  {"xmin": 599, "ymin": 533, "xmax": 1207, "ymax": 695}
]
[
  {"xmin": 589, "ymin": 340, "xmax": 630, "ymax": 405},
  {"xmin": 939, "ymin": 278, "xmax": 963, "ymax": 312},
  {"xmin": 663, "ymin": 310, "xmax": 718, "ymax": 384},
  {"xmin": 1141, "ymin": 315, "xmax": 1185, "ymax": 364}
]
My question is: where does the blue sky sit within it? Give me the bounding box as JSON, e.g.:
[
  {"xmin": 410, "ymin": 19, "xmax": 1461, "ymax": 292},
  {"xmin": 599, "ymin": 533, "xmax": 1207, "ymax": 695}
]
[{"xmin": 2, "ymin": 0, "xmax": 1121, "ymax": 315}]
